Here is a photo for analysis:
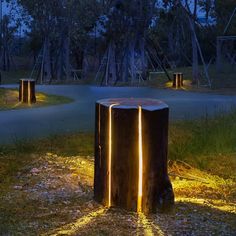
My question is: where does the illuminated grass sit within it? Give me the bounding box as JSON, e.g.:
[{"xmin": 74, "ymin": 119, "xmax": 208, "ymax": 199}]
[
  {"xmin": 46, "ymin": 208, "xmax": 107, "ymax": 236},
  {"xmin": 169, "ymin": 111, "xmax": 236, "ymax": 177},
  {"xmin": 148, "ymin": 66, "xmax": 236, "ymax": 92},
  {"xmin": 0, "ymin": 88, "xmax": 73, "ymax": 110}
]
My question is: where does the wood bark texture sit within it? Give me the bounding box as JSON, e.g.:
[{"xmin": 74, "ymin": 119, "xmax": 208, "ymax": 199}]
[
  {"xmin": 173, "ymin": 73, "xmax": 184, "ymax": 88},
  {"xmin": 94, "ymin": 98, "xmax": 174, "ymax": 213},
  {"xmin": 19, "ymin": 79, "xmax": 36, "ymax": 104}
]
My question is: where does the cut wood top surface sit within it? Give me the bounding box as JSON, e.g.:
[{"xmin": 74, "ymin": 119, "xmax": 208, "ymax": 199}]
[
  {"xmin": 19, "ymin": 79, "xmax": 36, "ymax": 82},
  {"xmin": 97, "ymin": 98, "xmax": 168, "ymax": 111}
]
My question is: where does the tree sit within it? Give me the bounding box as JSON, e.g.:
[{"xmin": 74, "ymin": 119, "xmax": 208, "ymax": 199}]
[
  {"xmin": 13, "ymin": 0, "xmax": 100, "ymax": 82},
  {"xmin": 95, "ymin": 0, "xmax": 157, "ymax": 85},
  {"xmin": 214, "ymin": 0, "xmax": 236, "ymax": 35},
  {"xmin": 0, "ymin": 15, "xmax": 18, "ymax": 71}
]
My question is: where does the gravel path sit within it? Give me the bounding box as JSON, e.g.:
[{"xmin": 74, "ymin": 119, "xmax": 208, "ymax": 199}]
[{"xmin": 1, "ymin": 84, "xmax": 236, "ymax": 144}]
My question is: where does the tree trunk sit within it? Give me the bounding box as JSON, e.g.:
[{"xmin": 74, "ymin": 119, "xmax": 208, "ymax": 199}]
[
  {"xmin": 56, "ymin": 37, "xmax": 63, "ymax": 81},
  {"xmin": 140, "ymin": 37, "xmax": 147, "ymax": 79},
  {"xmin": 129, "ymin": 41, "xmax": 136, "ymax": 83},
  {"xmin": 94, "ymin": 98, "xmax": 174, "ymax": 214},
  {"xmin": 64, "ymin": 35, "xmax": 70, "ymax": 80},
  {"xmin": 173, "ymin": 72, "xmax": 184, "ymax": 88},
  {"xmin": 110, "ymin": 41, "xmax": 117, "ymax": 84},
  {"xmin": 19, "ymin": 79, "xmax": 36, "ymax": 104},
  {"xmin": 191, "ymin": 23, "xmax": 199, "ymax": 84},
  {"xmin": 216, "ymin": 38, "xmax": 222, "ymax": 72},
  {"xmin": 123, "ymin": 53, "xmax": 129, "ymax": 82},
  {"xmin": 44, "ymin": 37, "xmax": 52, "ymax": 83}
]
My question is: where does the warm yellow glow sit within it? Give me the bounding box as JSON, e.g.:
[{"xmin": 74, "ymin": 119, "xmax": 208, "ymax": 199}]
[
  {"xmin": 137, "ymin": 106, "xmax": 143, "ymax": 212},
  {"xmin": 98, "ymin": 104, "xmax": 101, "ymax": 166},
  {"xmin": 13, "ymin": 102, "xmax": 22, "ymax": 108},
  {"xmin": 46, "ymin": 208, "xmax": 106, "ymax": 236},
  {"xmin": 36, "ymin": 93, "xmax": 46, "ymax": 102},
  {"xmin": 28, "ymin": 81, "xmax": 31, "ymax": 104},
  {"xmin": 108, "ymin": 103, "xmax": 119, "ymax": 207},
  {"xmin": 137, "ymin": 213, "xmax": 165, "ymax": 236},
  {"xmin": 21, "ymin": 80, "xmax": 24, "ymax": 102},
  {"xmin": 181, "ymin": 86, "xmax": 189, "ymax": 91},
  {"xmin": 175, "ymin": 75, "xmax": 178, "ymax": 89},
  {"xmin": 175, "ymin": 197, "xmax": 236, "ymax": 213},
  {"xmin": 165, "ymin": 81, "xmax": 173, "ymax": 88}
]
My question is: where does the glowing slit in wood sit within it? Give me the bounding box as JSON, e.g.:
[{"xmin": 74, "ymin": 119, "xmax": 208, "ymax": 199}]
[
  {"xmin": 21, "ymin": 80, "xmax": 24, "ymax": 102},
  {"xmin": 175, "ymin": 74, "xmax": 178, "ymax": 89},
  {"xmin": 28, "ymin": 81, "xmax": 31, "ymax": 104},
  {"xmin": 137, "ymin": 105, "xmax": 143, "ymax": 212},
  {"xmin": 98, "ymin": 104, "xmax": 102, "ymax": 167},
  {"xmin": 108, "ymin": 103, "xmax": 119, "ymax": 207},
  {"xmin": 98, "ymin": 104, "xmax": 101, "ymax": 144}
]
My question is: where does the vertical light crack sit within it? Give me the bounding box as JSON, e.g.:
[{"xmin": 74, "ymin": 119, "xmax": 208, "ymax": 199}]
[{"xmin": 137, "ymin": 105, "xmax": 143, "ymax": 212}]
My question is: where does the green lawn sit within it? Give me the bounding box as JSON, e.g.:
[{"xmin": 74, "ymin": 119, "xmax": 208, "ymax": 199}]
[
  {"xmin": 0, "ymin": 88, "xmax": 73, "ymax": 110},
  {"xmin": 1, "ymin": 66, "xmax": 236, "ymax": 92},
  {"xmin": 0, "ymin": 111, "xmax": 235, "ymax": 235},
  {"xmin": 148, "ymin": 65, "xmax": 236, "ymax": 92},
  {"xmin": 0, "ymin": 69, "xmax": 94, "ymax": 85},
  {"xmin": 169, "ymin": 111, "xmax": 236, "ymax": 178}
]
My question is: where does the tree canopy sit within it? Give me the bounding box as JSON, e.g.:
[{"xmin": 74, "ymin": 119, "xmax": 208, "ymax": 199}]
[{"xmin": 1, "ymin": 0, "xmax": 235, "ymax": 84}]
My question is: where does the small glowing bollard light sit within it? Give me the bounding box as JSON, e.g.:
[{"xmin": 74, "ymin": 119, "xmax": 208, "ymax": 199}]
[
  {"xmin": 94, "ymin": 98, "xmax": 174, "ymax": 214},
  {"xmin": 173, "ymin": 73, "xmax": 184, "ymax": 89},
  {"xmin": 19, "ymin": 79, "xmax": 36, "ymax": 104}
]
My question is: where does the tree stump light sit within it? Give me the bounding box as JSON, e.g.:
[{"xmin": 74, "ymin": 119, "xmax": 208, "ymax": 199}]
[
  {"xmin": 19, "ymin": 79, "xmax": 36, "ymax": 103},
  {"xmin": 173, "ymin": 73, "xmax": 184, "ymax": 88},
  {"xmin": 94, "ymin": 98, "xmax": 174, "ymax": 213}
]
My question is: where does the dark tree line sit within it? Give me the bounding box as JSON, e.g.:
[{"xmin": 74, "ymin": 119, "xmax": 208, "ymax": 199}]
[{"xmin": 1, "ymin": 0, "xmax": 235, "ymax": 85}]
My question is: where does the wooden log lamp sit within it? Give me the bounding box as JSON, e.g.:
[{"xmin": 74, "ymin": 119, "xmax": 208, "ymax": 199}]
[
  {"xmin": 173, "ymin": 73, "xmax": 184, "ymax": 88},
  {"xmin": 19, "ymin": 79, "xmax": 36, "ymax": 104},
  {"xmin": 94, "ymin": 98, "xmax": 174, "ymax": 213}
]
